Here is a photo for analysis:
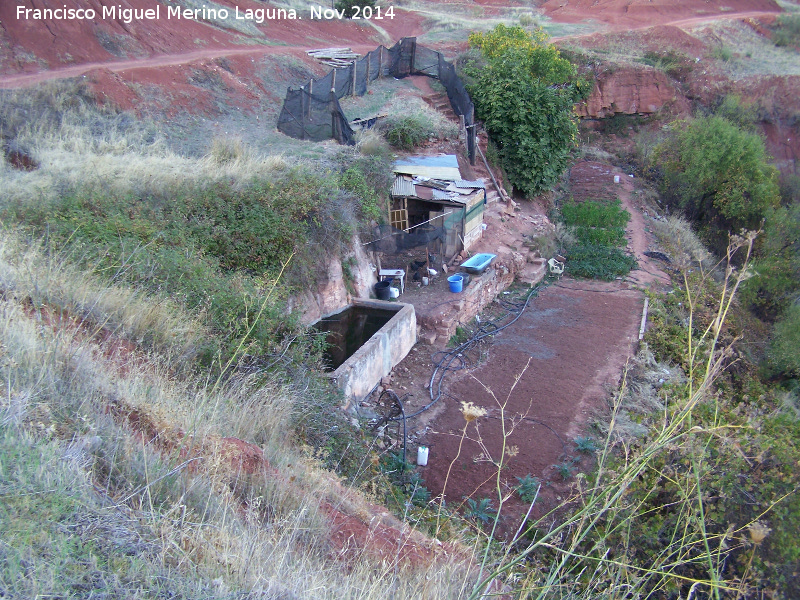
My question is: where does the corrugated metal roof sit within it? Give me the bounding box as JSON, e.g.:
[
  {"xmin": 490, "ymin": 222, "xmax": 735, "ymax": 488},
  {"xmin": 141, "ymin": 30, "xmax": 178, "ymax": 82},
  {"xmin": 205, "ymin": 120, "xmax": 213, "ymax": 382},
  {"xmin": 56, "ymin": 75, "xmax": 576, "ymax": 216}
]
[
  {"xmin": 393, "ymin": 154, "xmax": 462, "ymax": 181},
  {"xmin": 392, "ymin": 176, "xmax": 415, "ymax": 197},
  {"xmin": 398, "ymin": 155, "xmax": 459, "ymax": 168},
  {"xmin": 455, "ymin": 179, "xmax": 486, "ymax": 189},
  {"xmin": 432, "ymin": 189, "xmax": 467, "ymax": 204}
]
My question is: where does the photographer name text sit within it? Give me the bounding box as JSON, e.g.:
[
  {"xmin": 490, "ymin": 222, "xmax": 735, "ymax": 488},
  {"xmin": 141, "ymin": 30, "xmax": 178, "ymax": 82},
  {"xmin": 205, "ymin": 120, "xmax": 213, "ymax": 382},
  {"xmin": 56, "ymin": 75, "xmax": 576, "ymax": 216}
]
[{"xmin": 15, "ymin": 4, "xmax": 395, "ymax": 24}]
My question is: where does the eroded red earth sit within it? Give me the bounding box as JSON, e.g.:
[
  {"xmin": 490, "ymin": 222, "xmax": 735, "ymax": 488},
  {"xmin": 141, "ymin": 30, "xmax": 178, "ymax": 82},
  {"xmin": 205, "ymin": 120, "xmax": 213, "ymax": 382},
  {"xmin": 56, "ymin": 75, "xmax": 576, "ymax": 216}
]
[{"xmin": 1, "ymin": 0, "xmax": 794, "ymax": 563}]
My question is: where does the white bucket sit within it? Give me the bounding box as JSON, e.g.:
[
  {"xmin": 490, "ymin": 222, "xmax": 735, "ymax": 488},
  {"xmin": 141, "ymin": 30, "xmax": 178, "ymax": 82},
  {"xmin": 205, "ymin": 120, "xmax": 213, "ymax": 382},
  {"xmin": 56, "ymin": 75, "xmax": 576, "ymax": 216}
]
[
  {"xmin": 614, "ymin": 175, "xmax": 620, "ymax": 183},
  {"xmin": 422, "ymin": 276, "xmax": 429, "ymax": 286},
  {"xmin": 389, "ymin": 287, "xmax": 400, "ymax": 299},
  {"xmin": 417, "ymin": 446, "xmax": 429, "ymax": 466}
]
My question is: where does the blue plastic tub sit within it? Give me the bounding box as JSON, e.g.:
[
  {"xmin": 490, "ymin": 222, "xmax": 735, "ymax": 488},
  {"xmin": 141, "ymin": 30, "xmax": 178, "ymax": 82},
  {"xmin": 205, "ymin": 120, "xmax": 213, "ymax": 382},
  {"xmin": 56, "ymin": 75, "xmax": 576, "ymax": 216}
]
[
  {"xmin": 447, "ymin": 274, "xmax": 463, "ymax": 293},
  {"xmin": 460, "ymin": 253, "xmax": 496, "ymax": 274}
]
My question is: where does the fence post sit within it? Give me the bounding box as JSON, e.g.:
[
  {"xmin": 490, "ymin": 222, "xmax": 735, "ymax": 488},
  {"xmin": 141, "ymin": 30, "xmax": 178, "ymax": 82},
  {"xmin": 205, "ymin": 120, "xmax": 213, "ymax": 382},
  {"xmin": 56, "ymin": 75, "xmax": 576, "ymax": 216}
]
[
  {"xmin": 378, "ymin": 46, "xmax": 383, "ymax": 78},
  {"xmin": 307, "ymin": 80, "xmax": 313, "ymax": 119},
  {"xmin": 365, "ymin": 53, "xmax": 371, "ymax": 89},
  {"xmin": 331, "ymin": 90, "xmax": 338, "ymax": 142},
  {"xmin": 331, "ymin": 69, "xmax": 336, "ymax": 96},
  {"xmin": 300, "ymin": 87, "xmax": 306, "ymax": 140},
  {"xmin": 351, "ymin": 61, "xmax": 356, "ymax": 97},
  {"xmin": 469, "ymin": 106, "xmax": 476, "ymax": 165}
]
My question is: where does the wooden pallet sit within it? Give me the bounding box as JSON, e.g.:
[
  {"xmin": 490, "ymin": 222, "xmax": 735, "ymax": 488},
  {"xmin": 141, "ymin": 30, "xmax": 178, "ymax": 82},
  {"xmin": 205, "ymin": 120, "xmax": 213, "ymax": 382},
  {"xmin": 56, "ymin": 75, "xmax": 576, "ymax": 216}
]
[{"xmin": 307, "ymin": 48, "xmax": 360, "ymax": 68}]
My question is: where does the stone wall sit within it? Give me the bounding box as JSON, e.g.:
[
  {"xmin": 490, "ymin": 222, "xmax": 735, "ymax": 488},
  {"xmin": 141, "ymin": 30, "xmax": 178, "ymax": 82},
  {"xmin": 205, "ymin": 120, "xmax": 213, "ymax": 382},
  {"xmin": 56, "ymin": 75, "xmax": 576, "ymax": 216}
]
[{"xmin": 328, "ymin": 300, "xmax": 417, "ymax": 405}]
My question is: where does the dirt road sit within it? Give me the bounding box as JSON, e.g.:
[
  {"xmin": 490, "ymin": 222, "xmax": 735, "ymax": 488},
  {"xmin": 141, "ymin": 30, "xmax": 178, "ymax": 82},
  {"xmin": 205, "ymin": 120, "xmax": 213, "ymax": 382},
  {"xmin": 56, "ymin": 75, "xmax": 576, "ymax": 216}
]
[{"xmin": 0, "ymin": 5, "xmax": 781, "ymax": 90}]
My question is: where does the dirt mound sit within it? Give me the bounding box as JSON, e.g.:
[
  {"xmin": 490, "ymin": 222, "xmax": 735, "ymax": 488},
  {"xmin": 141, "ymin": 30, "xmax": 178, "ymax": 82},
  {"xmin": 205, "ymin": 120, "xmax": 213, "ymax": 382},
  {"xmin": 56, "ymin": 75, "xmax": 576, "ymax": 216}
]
[
  {"xmin": 571, "ymin": 24, "xmax": 710, "ymax": 58},
  {"xmin": 1, "ymin": 0, "xmax": 239, "ymax": 75}
]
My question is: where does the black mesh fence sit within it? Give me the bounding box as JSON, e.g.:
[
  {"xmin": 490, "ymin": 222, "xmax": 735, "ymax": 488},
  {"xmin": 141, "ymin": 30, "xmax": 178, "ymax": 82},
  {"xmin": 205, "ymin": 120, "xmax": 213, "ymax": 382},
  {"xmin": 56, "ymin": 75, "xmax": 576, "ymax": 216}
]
[
  {"xmin": 364, "ymin": 222, "xmax": 447, "ymax": 254},
  {"xmin": 277, "ymin": 37, "xmax": 476, "ymax": 163}
]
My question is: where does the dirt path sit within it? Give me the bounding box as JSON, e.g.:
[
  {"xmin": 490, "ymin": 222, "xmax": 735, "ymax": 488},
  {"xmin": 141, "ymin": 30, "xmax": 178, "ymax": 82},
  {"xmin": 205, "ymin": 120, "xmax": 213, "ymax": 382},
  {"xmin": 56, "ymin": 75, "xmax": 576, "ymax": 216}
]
[
  {"xmin": 0, "ymin": 6, "xmax": 781, "ymax": 90},
  {"xmin": 568, "ymin": 160, "xmax": 670, "ymax": 287},
  {"xmin": 0, "ymin": 43, "xmax": 384, "ymax": 89}
]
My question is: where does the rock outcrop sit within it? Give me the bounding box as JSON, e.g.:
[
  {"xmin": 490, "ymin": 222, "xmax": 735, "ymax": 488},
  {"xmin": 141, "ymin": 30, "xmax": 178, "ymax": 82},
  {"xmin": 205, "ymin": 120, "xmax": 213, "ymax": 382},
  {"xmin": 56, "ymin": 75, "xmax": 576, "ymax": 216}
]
[
  {"xmin": 294, "ymin": 237, "xmax": 376, "ymax": 324},
  {"xmin": 576, "ymin": 65, "xmax": 690, "ymax": 118}
]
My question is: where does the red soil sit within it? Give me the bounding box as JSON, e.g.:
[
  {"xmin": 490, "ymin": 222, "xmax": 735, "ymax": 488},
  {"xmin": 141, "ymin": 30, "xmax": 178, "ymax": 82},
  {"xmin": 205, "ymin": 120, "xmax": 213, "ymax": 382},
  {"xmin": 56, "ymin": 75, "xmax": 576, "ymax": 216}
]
[
  {"xmin": 541, "ymin": 0, "xmax": 780, "ymax": 31},
  {"xmin": 418, "ymin": 279, "xmax": 643, "ymax": 536},
  {"xmin": 1, "ymin": 0, "xmax": 792, "ymax": 564}
]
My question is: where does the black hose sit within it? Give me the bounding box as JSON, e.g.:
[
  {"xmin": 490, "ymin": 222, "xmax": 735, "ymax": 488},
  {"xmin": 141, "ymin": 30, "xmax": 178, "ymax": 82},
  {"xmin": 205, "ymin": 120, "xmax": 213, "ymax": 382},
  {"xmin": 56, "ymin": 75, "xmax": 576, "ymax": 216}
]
[
  {"xmin": 378, "ymin": 282, "xmax": 546, "ymax": 464},
  {"xmin": 407, "ymin": 282, "xmax": 544, "ymax": 420},
  {"xmin": 377, "ymin": 388, "xmax": 408, "ymax": 466}
]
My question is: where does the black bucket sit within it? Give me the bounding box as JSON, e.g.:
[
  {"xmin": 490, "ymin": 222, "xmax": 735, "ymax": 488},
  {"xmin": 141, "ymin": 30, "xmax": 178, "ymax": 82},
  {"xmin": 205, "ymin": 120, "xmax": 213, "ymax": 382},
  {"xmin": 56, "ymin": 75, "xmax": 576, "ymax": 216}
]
[{"xmin": 374, "ymin": 280, "xmax": 392, "ymax": 300}]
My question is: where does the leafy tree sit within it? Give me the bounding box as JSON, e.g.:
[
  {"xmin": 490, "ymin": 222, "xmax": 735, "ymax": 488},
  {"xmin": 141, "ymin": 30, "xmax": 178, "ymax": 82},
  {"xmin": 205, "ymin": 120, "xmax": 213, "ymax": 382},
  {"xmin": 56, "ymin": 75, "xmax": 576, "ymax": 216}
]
[
  {"xmin": 468, "ymin": 25, "xmax": 577, "ymax": 84},
  {"xmin": 652, "ymin": 116, "xmax": 780, "ymax": 251},
  {"xmin": 463, "ymin": 25, "xmax": 589, "ymax": 197}
]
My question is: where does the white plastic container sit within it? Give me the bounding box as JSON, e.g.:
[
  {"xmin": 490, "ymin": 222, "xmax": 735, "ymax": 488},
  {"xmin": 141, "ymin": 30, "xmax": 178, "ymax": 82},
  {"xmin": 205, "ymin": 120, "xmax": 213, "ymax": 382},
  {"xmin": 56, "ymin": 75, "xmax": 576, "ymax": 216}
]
[
  {"xmin": 614, "ymin": 175, "xmax": 620, "ymax": 183},
  {"xmin": 417, "ymin": 445, "xmax": 429, "ymax": 466}
]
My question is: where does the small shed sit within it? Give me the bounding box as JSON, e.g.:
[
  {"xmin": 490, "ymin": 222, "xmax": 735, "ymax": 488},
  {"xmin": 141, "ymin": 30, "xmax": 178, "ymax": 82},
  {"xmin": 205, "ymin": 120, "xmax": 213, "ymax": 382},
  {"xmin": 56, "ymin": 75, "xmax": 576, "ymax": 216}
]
[{"xmin": 391, "ymin": 155, "xmax": 485, "ymax": 258}]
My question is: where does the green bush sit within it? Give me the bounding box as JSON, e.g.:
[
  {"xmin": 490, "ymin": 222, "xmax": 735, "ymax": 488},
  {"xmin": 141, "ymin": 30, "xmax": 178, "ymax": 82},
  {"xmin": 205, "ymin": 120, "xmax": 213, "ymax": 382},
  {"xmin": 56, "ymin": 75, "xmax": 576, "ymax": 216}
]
[
  {"xmin": 464, "ymin": 497, "xmax": 496, "ymax": 523},
  {"xmin": 566, "ymin": 244, "xmax": 637, "ymax": 280},
  {"xmin": 574, "ymin": 436, "xmax": 598, "ymax": 453},
  {"xmin": 383, "ymin": 114, "xmax": 430, "ymax": 149},
  {"xmin": 558, "ymin": 199, "xmax": 636, "ymax": 279},
  {"xmin": 0, "ymin": 167, "xmax": 357, "ymax": 368},
  {"xmin": 561, "ymin": 199, "xmax": 630, "ymax": 228},
  {"xmin": 769, "ymin": 304, "xmax": 800, "ymax": 379},
  {"xmin": 714, "ymin": 95, "xmax": 758, "ymax": 132},
  {"xmin": 572, "ymin": 225, "xmax": 626, "ymax": 247},
  {"xmin": 640, "ymin": 50, "xmax": 693, "ymax": 80},
  {"xmin": 772, "ymin": 14, "xmax": 800, "ymax": 48},
  {"xmin": 380, "ymin": 100, "xmax": 457, "ymax": 150},
  {"xmin": 463, "ymin": 25, "xmax": 589, "ymax": 197},
  {"xmin": 515, "ymin": 474, "xmax": 540, "ymax": 503},
  {"xmin": 652, "ymin": 116, "xmax": 780, "ymax": 253},
  {"xmin": 599, "ymin": 112, "xmax": 643, "ymax": 137},
  {"xmin": 742, "ymin": 203, "xmax": 800, "ymax": 319},
  {"xmin": 338, "ymin": 155, "xmax": 392, "ymax": 224},
  {"xmin": 711, "ymin": 45, "xmax": 733, "ymax": 62}
]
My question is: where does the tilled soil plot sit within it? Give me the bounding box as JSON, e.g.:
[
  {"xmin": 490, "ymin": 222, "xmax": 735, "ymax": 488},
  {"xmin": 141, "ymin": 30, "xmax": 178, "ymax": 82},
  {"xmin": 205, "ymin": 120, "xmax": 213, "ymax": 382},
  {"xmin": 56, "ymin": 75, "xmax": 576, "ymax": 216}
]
[{"xmin": 417, "ymin": 279, "xmax": 643, "ymax": 537}]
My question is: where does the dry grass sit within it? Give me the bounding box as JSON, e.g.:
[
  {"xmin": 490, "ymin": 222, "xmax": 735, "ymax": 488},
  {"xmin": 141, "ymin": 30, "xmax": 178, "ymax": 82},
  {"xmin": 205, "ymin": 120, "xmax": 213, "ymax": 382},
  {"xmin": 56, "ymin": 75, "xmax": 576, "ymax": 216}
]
[
  {"xmin": 0, "ymin": 234, "xmax": 203, "ymax": 361},
  {"xmin": 379, "ymin": 95, "xmax": 460, "ymax": 146},
  {"xmin": 0, "ymin": 229, "xmax": 474, "ymax": 599},
  {"xmin": 688, "ymin": 18, "xmax": 800, "ymax": 79},
  {"xmin": 1, "ymin": 135, "xmax": 293, "ymax": 204},
  {"xmin": 0, "ymin": 81, "xmax": 294, "ymax": 204},
  {"xmin": 650, "ymin": 215, "xmax": 714, "ymax": 271},
  {"xmin": 593, "ymin": 344, "xmax": 685, "ymax": 443},
  {"xmin": 354, "ymin": 128, "xmax": 391, "ymax": 157}
]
